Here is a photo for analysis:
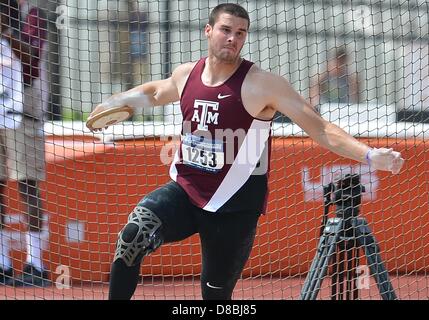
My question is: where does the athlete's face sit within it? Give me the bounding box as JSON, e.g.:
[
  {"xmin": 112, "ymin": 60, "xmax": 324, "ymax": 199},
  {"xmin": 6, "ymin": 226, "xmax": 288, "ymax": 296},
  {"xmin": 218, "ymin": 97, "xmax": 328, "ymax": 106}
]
[{"xmin": 205, "ymin": 13, "xmax": 248, "ymax": 63}]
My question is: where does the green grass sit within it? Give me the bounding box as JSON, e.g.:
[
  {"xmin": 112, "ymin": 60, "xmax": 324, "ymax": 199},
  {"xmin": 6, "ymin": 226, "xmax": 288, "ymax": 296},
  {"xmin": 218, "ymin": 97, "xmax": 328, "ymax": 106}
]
[{"xmin": 61, "ymin": 107, "xmax": 164, "ymax": 122}]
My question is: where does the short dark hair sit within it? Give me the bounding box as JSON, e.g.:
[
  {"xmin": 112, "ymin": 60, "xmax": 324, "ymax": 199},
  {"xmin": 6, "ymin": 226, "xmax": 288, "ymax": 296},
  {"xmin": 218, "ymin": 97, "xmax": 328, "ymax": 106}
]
[
  {"xmin": 208, "ymin": 3, "xmax": 250, "ymax": 29},
  {"xmin": 0, "ymin": 0, "xmax": 20, "ymax": 31}
]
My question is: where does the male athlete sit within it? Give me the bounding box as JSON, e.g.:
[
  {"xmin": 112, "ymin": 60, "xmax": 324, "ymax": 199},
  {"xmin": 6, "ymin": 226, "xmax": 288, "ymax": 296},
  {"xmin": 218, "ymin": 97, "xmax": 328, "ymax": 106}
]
[{"xmin": 88, "ymin": 3, "xmax": 404, "ymax": 300}]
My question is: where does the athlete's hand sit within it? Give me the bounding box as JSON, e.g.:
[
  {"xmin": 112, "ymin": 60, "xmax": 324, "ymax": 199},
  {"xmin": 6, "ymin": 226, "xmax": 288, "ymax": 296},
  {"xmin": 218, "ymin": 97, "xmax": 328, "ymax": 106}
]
[
  {"xmin": 87, "ymin": 104, "xmax": 109, "ymax": 132},
  {"xmin": 366, "ymin": 148, "xmax": 404, "ymax": 174},
  {"xmin": 87, "ymin": 94, "xmax": 125, "ymax": 132}
]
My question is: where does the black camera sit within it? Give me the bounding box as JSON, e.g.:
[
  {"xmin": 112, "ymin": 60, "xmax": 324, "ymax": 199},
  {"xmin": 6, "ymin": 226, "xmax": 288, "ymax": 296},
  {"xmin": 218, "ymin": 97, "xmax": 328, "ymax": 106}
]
[{"xmin": 323, "ymin": 173, "xmax": 365, "ymax": 220}]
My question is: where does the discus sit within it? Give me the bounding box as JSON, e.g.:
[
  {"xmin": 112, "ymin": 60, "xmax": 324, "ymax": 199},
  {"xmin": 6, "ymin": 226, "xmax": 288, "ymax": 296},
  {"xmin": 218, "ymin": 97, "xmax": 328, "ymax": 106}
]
[{"xmin": 86, "ymin": 105, "xmax": 133, "ymax": 130}]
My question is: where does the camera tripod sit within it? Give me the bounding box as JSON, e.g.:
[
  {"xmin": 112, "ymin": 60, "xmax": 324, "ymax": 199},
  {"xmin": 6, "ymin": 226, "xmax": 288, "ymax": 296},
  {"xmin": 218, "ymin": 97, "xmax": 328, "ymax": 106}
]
[{"xmin": 300, "ymin": 174, "xmax": 397, "ymax": 300}]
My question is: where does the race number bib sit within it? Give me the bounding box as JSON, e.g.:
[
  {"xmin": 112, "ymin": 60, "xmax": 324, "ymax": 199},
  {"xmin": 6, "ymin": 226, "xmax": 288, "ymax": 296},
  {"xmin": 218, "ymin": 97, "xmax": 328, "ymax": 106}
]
[{"xmin": 181, "ymin": 134, "xmax": 224, "ymax": 172}]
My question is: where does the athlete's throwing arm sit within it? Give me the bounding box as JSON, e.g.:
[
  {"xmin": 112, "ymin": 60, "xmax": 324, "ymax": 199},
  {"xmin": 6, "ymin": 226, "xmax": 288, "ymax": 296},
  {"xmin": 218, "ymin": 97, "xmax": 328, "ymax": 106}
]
[{"xmin": 88, "ymin": 62, "xmax": 404, "ymax": 174}]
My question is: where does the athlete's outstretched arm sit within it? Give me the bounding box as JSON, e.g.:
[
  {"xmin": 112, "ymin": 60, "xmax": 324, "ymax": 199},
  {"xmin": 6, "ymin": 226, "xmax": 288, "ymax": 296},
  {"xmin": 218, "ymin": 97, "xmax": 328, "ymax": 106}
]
[
  {"xmin": 265, "ymin": 73, "xmax": 404, "ymax": 174},
  {"xmin": 89, "ymin": 63, "xmax": 192, "ymax": 120}
]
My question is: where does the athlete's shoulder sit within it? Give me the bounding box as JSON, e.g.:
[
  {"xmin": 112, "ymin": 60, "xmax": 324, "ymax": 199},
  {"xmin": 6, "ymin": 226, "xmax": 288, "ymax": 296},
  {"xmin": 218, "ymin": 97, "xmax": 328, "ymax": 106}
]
[
  {"xmin": 244, "ymin": 64, "xmax": 286, "ymax": 97},
  {"xmin": 173, "ymin": 61, "xmax": 198, "ymax": 76},
  {"xmin": 171, "ymin": 61, "xmax": 198, "ymax": 86},
  {"xmin": 242, "ymin": 63, "xmax": 292, "ymax": 118},
  {"xmin": 251, "ymin": 66, "xmax": 293, "ymax": 101},
  {"xmin": 171, "ymin": 61, "xmax": 200, "ymax": 97},
  {"xmin": 247, "ymin": 64, "xmax": 283, "ymax": 83}
]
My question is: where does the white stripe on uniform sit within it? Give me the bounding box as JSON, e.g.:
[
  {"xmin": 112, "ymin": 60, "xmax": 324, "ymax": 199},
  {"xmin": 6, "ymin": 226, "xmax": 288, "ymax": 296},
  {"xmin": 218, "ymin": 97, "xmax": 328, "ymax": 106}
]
[{"xmin": 203, "ymin": 119, "xmax": 271, "ymax": 212}]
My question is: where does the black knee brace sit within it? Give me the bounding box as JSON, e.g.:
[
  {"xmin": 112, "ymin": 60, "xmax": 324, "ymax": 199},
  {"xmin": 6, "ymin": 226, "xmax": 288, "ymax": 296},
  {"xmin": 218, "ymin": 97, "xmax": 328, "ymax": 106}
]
[{"xmin": 113, "ymin": 206, "xmax": 163, "ymax": 267}]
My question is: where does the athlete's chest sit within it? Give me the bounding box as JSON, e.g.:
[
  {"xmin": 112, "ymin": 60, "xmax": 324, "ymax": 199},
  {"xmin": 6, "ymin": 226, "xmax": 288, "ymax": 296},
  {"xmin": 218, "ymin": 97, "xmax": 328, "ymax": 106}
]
[{"xmin": 181, "ymin": 85, "xmax": 252, "ymax": 131}]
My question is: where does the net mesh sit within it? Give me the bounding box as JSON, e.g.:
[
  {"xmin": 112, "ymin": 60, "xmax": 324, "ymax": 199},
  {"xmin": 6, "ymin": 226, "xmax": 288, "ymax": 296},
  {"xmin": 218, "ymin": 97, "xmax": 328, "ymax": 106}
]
[{"xmin": 0, "ymin": 0, "xmax": 428, "ymax": 300}]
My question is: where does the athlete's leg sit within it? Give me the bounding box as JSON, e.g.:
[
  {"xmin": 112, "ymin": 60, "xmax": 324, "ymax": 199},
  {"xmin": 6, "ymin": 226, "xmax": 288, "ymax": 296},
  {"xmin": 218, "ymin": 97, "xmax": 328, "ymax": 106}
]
[
  {"xmin": 0, "ymin": 132, "xmax": 13, "ymax": 283},
  {"xmin": 18, "ymin": 180, "xmax": 44, "ymax": 232},
  {"xmin": 109, "ymin": 181, "xmax": 197, "ymax": 300},
  {"xmin": 197, "ymin": 210, "xmax": 261, "ymax": 300},
  {"xmin": 5, "ymin": 118, "xmax": 48, "ymax": 286},
  {"xmin": 15, "ymin": 179, "xmax": 50, "ymax": 286}
]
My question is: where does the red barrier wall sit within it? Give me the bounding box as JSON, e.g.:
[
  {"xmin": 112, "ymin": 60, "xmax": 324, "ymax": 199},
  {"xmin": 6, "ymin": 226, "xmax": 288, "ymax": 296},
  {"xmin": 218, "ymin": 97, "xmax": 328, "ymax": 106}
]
[{"xmin": 5, "ymin": 136, "xmax": 428, "ymax": 281}]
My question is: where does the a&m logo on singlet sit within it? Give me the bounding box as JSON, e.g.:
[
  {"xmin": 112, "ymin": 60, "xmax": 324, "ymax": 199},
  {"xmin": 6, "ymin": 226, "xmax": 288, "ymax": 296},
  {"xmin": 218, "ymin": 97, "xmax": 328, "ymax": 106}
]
[
  {"xmin": 182, "ymin": 99, "xmax": 223, "ymax": 172},
  {"xmin": 191, "ymin": 99, "xmax": 219, "ymax": 130}
]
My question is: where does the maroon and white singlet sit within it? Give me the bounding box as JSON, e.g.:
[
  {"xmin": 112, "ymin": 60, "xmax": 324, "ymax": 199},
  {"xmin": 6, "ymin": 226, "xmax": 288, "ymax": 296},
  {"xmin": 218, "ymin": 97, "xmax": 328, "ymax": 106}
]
[{"xmin": 170, "ymin": 58, "xmax": 272, "ymax": 213}]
